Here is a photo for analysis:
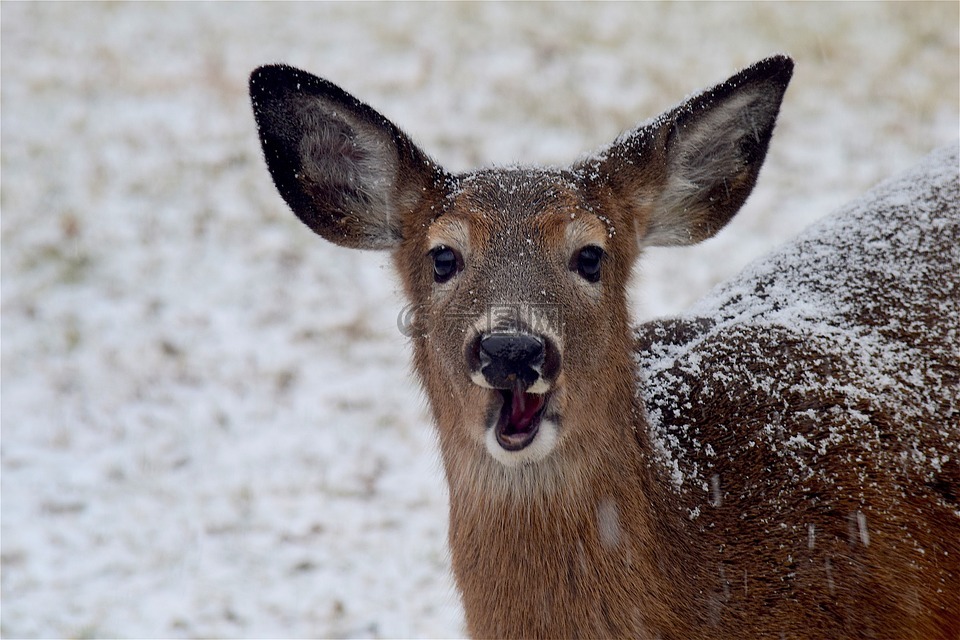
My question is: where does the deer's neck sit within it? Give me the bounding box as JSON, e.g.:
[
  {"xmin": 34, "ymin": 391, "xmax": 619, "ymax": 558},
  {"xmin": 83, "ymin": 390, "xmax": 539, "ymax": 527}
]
[{"xmin": 443, "ymin": 380, "xmax": 699, "ymax": 638}]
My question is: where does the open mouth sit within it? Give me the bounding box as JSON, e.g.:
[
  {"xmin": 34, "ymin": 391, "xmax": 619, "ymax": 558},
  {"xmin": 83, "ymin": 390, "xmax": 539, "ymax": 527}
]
[{"xmin": 494, "ymin": 383, "xmax": 548, "ymax": 451}]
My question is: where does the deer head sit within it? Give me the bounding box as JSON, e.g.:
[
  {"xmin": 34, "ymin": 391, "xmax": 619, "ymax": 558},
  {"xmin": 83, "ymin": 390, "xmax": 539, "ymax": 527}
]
[{"xmin": 250, "ymin": 56, "xmax": 793, "ymax": 480}]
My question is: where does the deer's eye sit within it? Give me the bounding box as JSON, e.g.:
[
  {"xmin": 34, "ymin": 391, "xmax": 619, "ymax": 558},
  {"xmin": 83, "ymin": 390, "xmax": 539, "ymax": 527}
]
[
  {"xmin": 572, "ymin": 245, "xmax": 604, "ymax": 283},
  {"xmin": 431, "ymin": 246, "xmax": 462, "ymax": 283}
]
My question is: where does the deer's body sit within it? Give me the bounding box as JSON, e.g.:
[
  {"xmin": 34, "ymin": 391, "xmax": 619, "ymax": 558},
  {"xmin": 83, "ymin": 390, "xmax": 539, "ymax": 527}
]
[
  {"xmin": 631, "ymin": 148, "xmax": 960, "ymax": 638},
  {"xmin": 251, "ymin": 57, "xmax": 960, "ymax": 638}
]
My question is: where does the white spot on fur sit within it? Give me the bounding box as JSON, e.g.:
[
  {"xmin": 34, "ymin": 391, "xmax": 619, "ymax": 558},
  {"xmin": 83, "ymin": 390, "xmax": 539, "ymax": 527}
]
[
  {"xmin": 857, "ymin": 511, "xmax": 870, "ymax": 547},
  {"xmin": 709, "ymin": 473, "xmax": 722, "ymax": 507},
  {"xmin": 597, "ymin": 499, "xmax": 623, "ymax": 550}
]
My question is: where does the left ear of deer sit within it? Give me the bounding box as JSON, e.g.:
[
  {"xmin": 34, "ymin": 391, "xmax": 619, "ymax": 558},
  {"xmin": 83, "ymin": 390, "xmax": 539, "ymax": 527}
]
[
  {"xmin": 249, "ymin": 64, "xmax": 443, "ymax": 250},
  {"xmin": 581, "ymin": 55, "xmax": 793, "ymax": 247}
]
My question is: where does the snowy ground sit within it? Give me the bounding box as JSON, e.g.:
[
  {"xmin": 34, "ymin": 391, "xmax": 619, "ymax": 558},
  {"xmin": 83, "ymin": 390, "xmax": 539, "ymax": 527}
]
[{"xmin": 1, "ymin": 3, "xmax": 957, "ymax": 638}]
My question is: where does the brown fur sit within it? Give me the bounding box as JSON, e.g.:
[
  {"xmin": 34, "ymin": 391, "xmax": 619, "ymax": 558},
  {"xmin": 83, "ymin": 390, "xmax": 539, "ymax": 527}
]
[{"xmin": 250, "ymin": 57, "xmax": 959, "ymax": 638}]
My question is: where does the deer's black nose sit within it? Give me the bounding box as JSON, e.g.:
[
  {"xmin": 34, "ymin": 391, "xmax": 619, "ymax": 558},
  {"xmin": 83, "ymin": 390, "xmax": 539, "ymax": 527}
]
[{"xmin": 477, "ymin": 333, "xmax": 545, "ymax": 389}]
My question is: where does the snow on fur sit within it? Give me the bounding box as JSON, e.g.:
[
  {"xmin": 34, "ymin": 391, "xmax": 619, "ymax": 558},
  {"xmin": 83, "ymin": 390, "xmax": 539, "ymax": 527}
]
[{"xmin": 639, "ymin": 145, "xmax": 959, "ymax": 507}]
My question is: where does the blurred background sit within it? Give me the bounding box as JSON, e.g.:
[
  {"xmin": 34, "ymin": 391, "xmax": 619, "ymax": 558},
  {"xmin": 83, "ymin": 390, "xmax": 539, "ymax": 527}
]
[{"xmin": 2, "ymin": 3, "xmax": 957, "ymax": 637}]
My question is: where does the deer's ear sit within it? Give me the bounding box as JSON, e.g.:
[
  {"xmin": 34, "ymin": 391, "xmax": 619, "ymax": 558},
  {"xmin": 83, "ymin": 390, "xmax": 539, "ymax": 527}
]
[
  {"xmin": 250, "ymin": 65, "xmax": 446, "ymax": 250},
  {"xmin": 580, "ymin": 55, "xmax": 793, "ymax": 247}
]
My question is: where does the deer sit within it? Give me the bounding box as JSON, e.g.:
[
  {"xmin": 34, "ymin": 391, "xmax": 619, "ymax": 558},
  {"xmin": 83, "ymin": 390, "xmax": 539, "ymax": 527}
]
[{"xmin": 249, "ymin": 55, "xmax": 960, "ymax": 639}]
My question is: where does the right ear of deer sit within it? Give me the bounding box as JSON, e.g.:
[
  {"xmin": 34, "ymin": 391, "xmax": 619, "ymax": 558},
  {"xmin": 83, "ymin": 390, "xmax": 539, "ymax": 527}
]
[
  {"xmin": 582, "ymin": 55, "xmax": 794, "ymax": 247},
  {"xmin": 249, "ymin": 65, "xmax": 444, "ymax": 250}
]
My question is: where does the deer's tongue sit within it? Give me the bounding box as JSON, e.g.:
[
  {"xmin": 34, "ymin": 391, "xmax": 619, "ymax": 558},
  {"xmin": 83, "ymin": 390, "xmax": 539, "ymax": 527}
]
[
  {"xmin": 495, "ymin": 384, "xmax": 547, "ymax": 451},
  {"xmin": 507, "ymin": 384, "xmax": 545, "ymax": 433}
]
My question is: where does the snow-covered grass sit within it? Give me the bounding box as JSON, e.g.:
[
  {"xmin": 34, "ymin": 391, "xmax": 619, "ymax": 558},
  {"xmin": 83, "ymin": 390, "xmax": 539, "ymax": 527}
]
[{"xmin": 1, "ymin": 3, "xmax": 957, "ymax": 637}]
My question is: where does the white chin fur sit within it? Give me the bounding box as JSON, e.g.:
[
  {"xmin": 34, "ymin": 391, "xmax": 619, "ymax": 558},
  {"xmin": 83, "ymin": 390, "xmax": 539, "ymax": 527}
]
[{"xmin": 485, "ymin": 419, "xmax": 559, "ymax": 467}]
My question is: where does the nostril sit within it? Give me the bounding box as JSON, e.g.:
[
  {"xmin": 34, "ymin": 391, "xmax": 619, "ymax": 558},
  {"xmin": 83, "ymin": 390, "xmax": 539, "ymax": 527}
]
[{"xmin": 479, "ymin": 334, "xmax": 545, "ymax": 367}]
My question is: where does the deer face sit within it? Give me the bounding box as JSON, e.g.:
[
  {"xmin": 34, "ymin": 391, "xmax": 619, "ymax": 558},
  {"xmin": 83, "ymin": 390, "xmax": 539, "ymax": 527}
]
[
  {"xmin": 395, "ymin": 168, "xmax": 640, "ymax": 467},
  {"xmin": 250, "ymin": 57, "xmax": 792, "ymax": 469}
]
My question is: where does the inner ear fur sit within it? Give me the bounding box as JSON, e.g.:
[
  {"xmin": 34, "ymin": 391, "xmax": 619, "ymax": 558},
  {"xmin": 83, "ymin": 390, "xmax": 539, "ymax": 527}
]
[
  {"xmin": 579, "ymin": 55, "xmax": 794, "ymax": 247},
  {"xmin": 250, "ymin": 65, "xmax": 446, "ymax": 250}
]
